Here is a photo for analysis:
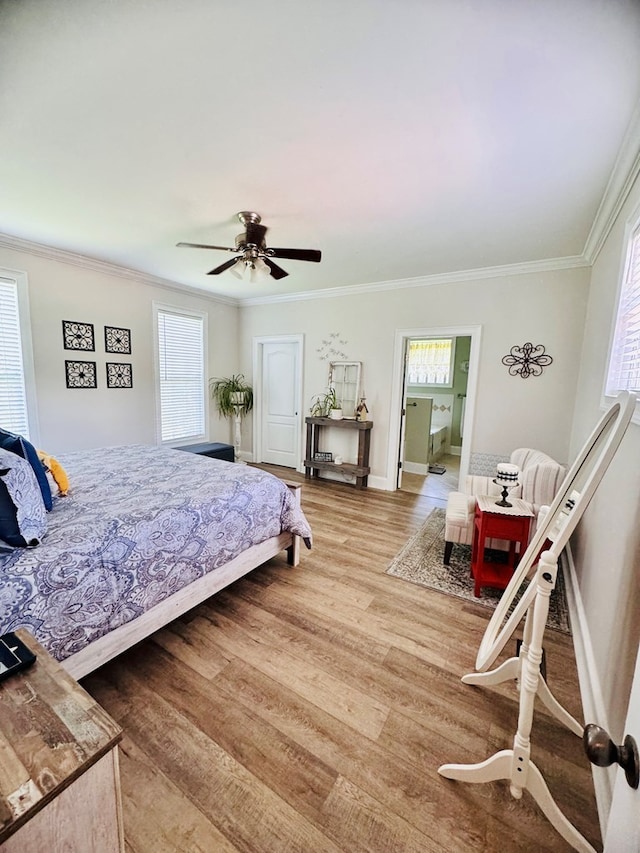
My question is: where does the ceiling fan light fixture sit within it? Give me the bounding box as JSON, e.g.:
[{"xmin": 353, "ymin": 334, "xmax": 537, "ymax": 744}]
[
  {"xmin": 229, "ymin": 259, "xmax": 247, "ymax": 279},
  {"xmin": 178, "ymin": 211, "xmax": 320, "ymax": 281},
  {"xmin": 250, "ymin": 257, "xmax": 272, "ymax": 283}
]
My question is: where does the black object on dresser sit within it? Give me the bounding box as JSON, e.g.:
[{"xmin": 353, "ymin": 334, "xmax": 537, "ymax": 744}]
[{"xmin": 176, "ymin": 442, "xmax": 235, "ymax": 462}]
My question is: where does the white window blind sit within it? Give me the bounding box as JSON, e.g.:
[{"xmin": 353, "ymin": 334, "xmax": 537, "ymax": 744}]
[
  {"xmin": 0, "ymin": 277, "xmax": 30, "ymax": 437},
  {"xmin": 606, "ymin": 225, "xmax": 640, "ymax": 396},
  {"xmin": 407, "ymin": 338, "xmax": 454, "ymax": 385},
  {"xmin": 156, "ymin": 308, "xmax": 206, "ymax": 442}
]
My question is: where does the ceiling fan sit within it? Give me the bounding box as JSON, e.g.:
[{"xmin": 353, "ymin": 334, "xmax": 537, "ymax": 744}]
[{"xmin": 177, "ymin": 211, "xmax": 321, "ymax": 280}]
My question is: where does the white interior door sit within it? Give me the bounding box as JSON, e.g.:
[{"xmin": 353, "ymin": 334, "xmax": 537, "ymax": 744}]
[
  {"xmin": 258, "ymin": 340, "xmax": 301, "ymax": 468},
  {"xmin": 603, "ymin": 640, "xmax": 640, "ymax": 851},
  {"xmin": 404, "ymin": 397, "xmax": 433, "ymax": 475},
  {"xmin": 396, "ymin": 341, "xmax": 410, "ymax": 488}
]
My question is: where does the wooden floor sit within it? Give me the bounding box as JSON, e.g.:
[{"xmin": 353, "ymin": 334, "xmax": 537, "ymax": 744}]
[
  {"xmin": 400, "ymin": 453, "xmax": 461, "ymax": 499},
  {"xmin": 83, "ymin": 467, "xmax": 601, "ymax": 853}
]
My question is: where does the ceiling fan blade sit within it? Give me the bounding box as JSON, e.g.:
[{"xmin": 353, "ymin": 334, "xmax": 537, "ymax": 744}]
[
  {"xmin": 244, "ymin": 222, "xmax": 267, "ymax": 246},
  {"xmin": 263, "ymin": 258, "xmax": 289, "ymax": 280},
  {"xmin": 207, "ymin": 257, "xmax": 241, "ymax": 276},
  {"xmin": 268, "ymin": 247, "xmax": 321, "ymax": 263},
  {"xmin": 177, "ymin": 241, "xmax": 237, "ymax": 252}
]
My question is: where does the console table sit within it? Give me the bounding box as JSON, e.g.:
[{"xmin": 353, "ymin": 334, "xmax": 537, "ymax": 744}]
[
  {"xmin": 304, "ymin": 416, "xmax": 372, "ymax": 489},
  {"xmin": 0, "ymin": 630, "xmax": 124, "ymax": 851},
  {"xmin": 471, "ymin": 495, "xmax": 533, "ymax": 597}
]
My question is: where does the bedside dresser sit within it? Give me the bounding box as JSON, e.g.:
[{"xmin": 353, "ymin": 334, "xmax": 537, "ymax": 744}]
[
  {"xmin": 0, "ymin": 630, "xmax": 124, "ymax": 851},
  {"xmin": 471, "ymin": 495, "xmax": 534, "ymax": 597}
]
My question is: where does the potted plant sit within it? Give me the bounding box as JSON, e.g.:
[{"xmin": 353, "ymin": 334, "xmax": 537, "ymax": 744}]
[
  {"xmin": 328, "ymin": 388, "xmax": 343, "ymax": 419},
  {"xmin": 209, "ymin": 374, "xmax": 254, "ymax": 418},
  {"xmin": 209, "ymin": 374, "xmax": 253, "ymax": 461},
  {"xmin": 309, "ymin": 386, "xmax": 342, "ymax": 419}
]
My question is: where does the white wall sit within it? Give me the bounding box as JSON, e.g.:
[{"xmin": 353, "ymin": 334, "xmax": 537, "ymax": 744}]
[
  {"xmin": 0, "ymin": 246, "xmax": 240, "ymax": 452},
  {"xmin": 240, "ymin": 267, "xmax": 590, "ymax": 486},
  {"xmin": 569, "ymin": 172, "xmax": 640, "ymax": 748}
]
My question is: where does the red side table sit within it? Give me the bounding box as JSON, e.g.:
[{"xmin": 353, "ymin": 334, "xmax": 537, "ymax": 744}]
[{"xmin": 471, "ymin": 494, "xmax": 534, "ymax": 597}]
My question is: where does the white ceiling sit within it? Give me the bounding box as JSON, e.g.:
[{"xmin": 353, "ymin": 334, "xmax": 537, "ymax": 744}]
[{"xmin": 2, "ymin": 0, "xmax": 640, "ymax": 302}]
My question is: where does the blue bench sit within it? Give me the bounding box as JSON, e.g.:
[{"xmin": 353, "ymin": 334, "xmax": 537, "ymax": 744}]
[{"xmin": 175, "ymin": 442, "xmax": 235, "ymax": 463}]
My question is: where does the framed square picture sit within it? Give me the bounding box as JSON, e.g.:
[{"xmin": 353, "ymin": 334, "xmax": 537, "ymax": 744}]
[
  {"xmin": 62, "ymin": 320, "xmax": 95, "ymax": 351},
  {"xmin": 65, "ymin": 360, "xmax": 97, "ymax": 389},
  {"xmin": 106, "ymin": 362, "xmax": 133, "ymax": 389},
  {"xmin": 104, "ymin": 325, "xmax": 131, "ymax": 354}
]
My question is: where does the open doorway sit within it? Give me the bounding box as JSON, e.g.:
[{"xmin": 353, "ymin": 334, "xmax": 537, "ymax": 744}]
[
  {"xmin": 401, "ymin": 335, "xmax": 469, "ymax": 495},
  {"xmin": 387, "ymin": 325, "xmax": 481, "ymax": 493}
]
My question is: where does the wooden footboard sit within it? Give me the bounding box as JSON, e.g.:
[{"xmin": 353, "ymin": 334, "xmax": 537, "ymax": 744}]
[{"xmin": 62, "ymin": 482, "xmax": 304, "ymax": 680}]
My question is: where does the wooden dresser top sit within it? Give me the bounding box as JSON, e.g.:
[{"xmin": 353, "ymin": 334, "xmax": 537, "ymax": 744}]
[{"xmin": 0, "ymin": 629, "xmax": 122, "ymax": 842}]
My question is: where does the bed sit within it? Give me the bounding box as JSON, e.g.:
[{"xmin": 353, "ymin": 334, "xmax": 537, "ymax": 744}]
[{"xmin": 0, "ymin": 445, "xmax": 312, "ymax": 679}]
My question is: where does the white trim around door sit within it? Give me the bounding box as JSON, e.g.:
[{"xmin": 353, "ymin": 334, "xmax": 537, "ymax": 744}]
[{"xmin": 387, "ymin": 325, "xmax": 482, "ymax": 491}]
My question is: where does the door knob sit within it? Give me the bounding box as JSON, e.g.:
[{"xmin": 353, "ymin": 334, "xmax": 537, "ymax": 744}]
[{"xmin": 583, "ymin": 723, "xmax": 639, "ymax": 789}]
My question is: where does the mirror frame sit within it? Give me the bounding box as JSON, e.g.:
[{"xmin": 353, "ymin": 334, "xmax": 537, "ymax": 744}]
[{"xmin": 475, "ymin": 391, "xmax": 635, "ymax": 672}]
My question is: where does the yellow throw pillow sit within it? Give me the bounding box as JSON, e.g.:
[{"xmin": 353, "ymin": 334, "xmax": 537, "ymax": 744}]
[{"xmin": 37, "ymin": 450, "xmax": 69, "ymax": 496}]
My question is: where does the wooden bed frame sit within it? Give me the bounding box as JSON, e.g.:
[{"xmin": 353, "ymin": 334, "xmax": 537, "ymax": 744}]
[{"xmin": 62, "ymin": 482, "xmax": 302, "ymax": 680}]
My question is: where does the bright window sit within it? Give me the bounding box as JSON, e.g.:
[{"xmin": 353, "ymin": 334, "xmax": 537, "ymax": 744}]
[
  {"xmin": 0, "ymin": 273, "xmax": 34, "ymax": 438},
  {"xmin": 606, "ymin": 223, "xmax": 640, "ymax": 398},
  {"xmin": 155, "ymin": 305, "xmax": 207, "ymax": 443},
  {"xmin": 407, "ymin": 338, "xmax": 454, "ymax": 386}
]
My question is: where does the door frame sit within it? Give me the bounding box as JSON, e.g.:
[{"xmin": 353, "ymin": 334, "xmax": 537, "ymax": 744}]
[
  {"xmin": 252, "ymin": 334, "xmax": 304, "ymax": 469},
  {"xmin": 387, "ymin": 325, "xmax": 482, "ymax": 490}
]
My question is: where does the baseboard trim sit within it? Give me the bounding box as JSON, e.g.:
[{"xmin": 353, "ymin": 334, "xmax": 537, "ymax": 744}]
[{"xmin": 403, "ymin": 461, "xmax": 428, "ymax": 475}]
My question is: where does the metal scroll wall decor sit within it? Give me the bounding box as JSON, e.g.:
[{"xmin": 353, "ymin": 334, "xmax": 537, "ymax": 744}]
[
  {"xmin": 62, "ymin": 320, "xmax": 95, "ymax": 351},
  {"xmin": 104, "ymin": 325, "xmax": 131, "ymax": 354},
  {"xmin": 502, "ymin": 342, "xmax": 553, "ymax": 378}
]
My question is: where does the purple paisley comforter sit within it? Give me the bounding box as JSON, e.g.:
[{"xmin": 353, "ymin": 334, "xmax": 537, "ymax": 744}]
[{"xmin": 0, "ymin": 445, "xmax": 312, "ymax": 663}]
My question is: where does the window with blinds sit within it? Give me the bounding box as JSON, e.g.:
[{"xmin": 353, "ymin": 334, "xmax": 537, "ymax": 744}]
[
  {"xmin": 0, "ymin": 276, "xmax": 31, "ymax": 437},
  {"xmin": 606, "ymin": 224, "xmax": 640, "ymax": 398},
  {"xmin": 155, "ymin": 306, "xmax": 206, "ymax": 443},
  {"xmin": 407, "ymin": 338, "xmax": 454, "ymax": 386}
]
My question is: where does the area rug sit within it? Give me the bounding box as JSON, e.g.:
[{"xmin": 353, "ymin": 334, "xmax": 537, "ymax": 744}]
[{"xmin": 386, "ymin": 507, "xmax": 570, "ymax": 633}]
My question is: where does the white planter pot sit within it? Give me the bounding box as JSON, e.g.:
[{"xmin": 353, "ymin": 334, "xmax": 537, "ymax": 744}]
[{"xmin": 329, "ymin": 409, "xmax": 343, "ymax": 420}]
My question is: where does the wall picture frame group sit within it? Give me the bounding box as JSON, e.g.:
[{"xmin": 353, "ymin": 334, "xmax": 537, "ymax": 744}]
[{"xmin": 62, "ymin": 321, "xmax": 133, "ymax": 389}]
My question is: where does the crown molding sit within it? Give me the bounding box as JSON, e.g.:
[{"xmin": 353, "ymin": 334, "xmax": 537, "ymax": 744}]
[
  {"xmin": 583, "ymin": 103, "xmax": 640, "ymax": 264},
  {"xmin": 239, "ymin": 254, "xmax": 590, "ymax": 306},
  {"xmin": 0, "ymin": 231, "xmax": 590, "ymax": 310},
  {"xmin": 0, "ymin": 232, "xmax": 239, "ymax": 307}
]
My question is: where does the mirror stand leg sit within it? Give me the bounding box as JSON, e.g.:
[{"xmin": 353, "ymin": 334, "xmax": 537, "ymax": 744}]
[
  {"xmin": 462, "ymin": 568, "xmax": 583, "ymax": 736},
  {"xmin": 535, "ymin": 673, "xmax": 583, "ymax": 736},
  {"xmin": 526, "ymin": 760, "xmax": 597, "ymax": 852},
  {"xmin": 461, "ymin": 655, "xmax": 519, "ymax": 686},
  {"xmin": 440, "ymin": 553, "xmax": 595, "ymax": 851}
]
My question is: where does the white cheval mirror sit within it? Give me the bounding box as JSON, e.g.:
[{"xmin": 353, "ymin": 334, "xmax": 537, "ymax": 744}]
[
  {"xmin": 439, "ymin": 391, "xmax": 636, "ymax": 853},
  {"xmin": 476, "ymin": 390, "xmax": 636, "ymax": 671}
]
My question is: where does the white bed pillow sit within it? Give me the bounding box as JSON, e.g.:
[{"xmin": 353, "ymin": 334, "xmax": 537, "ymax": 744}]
[{"xmin": 0, "ymin": 447, "xmax": 47, "ymax": 547}]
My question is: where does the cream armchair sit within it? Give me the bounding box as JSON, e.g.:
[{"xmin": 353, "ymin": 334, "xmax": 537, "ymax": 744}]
[{"xmin": 443, "ymin": 448, "xmax": 566, "ymax": 565}]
